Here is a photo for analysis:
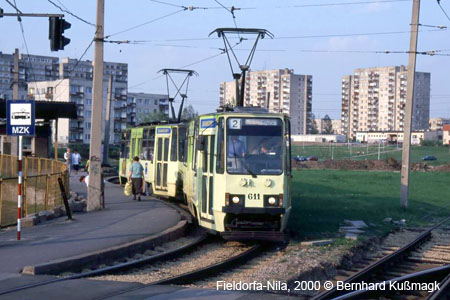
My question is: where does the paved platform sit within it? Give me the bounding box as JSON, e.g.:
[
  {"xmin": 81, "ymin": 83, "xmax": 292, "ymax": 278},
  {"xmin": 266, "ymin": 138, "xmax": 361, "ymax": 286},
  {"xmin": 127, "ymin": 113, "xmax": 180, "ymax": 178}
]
[
  {"xmin": 0, "ymin": 275, "xmax": 300, "ymax": 300},
  {"xmin": 0, "ymin": 173, "xmax": 181, "ymax": 280}
]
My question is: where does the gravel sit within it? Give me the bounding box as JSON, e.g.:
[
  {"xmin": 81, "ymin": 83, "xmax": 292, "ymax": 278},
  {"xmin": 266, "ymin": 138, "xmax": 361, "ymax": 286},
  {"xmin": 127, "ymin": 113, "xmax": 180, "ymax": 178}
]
[{"xmin": 91, "ymin": 240, "xmax": 250, "ymax": 284}]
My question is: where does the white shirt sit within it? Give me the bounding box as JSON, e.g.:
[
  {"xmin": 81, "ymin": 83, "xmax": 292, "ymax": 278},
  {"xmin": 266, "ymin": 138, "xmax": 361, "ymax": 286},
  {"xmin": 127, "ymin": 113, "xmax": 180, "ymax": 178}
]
[
  {"xmin": 72, "ymin": 153, "xmax": 81, "ymax": 165},
  {"xmin": 64, "ymin": 152, "xmax": 71, "ymax": 163}
]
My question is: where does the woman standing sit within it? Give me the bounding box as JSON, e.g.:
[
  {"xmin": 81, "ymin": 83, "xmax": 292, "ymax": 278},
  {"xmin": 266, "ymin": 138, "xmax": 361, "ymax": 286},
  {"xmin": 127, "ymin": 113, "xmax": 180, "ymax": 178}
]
[{"xmin": 128, "ymin": 156, "xmax": 144, "ymax": 201}]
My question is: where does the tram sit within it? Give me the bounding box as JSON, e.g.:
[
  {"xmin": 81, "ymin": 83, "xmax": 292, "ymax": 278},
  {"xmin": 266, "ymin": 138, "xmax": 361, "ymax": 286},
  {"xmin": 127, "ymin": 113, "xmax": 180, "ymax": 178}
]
[{"xmin": 119, "ymin": 107, "xmax": 292, "ymax": 241}]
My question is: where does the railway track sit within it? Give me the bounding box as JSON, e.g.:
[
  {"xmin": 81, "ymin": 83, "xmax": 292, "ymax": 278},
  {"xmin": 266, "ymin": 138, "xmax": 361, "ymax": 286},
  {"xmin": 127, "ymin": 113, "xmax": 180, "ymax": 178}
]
[{"xmin": 312, "ymin": 216, "xmax": 450, "ymax": 300}]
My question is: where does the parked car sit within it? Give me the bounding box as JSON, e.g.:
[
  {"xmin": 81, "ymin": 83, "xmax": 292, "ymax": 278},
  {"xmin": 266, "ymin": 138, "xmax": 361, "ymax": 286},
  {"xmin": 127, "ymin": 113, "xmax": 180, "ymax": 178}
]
[
  {"xmin": 307, "ymin": 156, "xmax": 318, "ymax": 161},
  {"xmin": 422, "ymin": 155, "xmax": 437, "ymax": 161},
  {"xmin": 293, "ymin": 155, "xmax": 307, "ymax": 162}
]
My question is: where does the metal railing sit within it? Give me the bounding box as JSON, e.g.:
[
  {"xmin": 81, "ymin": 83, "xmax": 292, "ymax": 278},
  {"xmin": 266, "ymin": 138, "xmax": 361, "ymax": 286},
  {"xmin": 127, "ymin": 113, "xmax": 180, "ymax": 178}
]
[{"xmin": 0, "ymin": 154, "xmax": 69, "ymax": 227}]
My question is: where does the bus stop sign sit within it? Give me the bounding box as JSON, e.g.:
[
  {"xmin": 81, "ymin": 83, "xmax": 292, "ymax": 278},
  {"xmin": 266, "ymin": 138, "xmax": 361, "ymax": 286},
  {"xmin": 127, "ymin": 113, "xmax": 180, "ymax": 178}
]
[{"xmin": 6, "ymin": 99, "xmax": 35, "ymax": 136}]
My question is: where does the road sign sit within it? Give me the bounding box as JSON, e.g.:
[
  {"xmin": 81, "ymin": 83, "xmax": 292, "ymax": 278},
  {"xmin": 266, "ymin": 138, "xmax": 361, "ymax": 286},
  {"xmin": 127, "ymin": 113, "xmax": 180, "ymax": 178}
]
[{"xmin": 6, "ymin": 99, "xmax": 35, "ymax": 136}]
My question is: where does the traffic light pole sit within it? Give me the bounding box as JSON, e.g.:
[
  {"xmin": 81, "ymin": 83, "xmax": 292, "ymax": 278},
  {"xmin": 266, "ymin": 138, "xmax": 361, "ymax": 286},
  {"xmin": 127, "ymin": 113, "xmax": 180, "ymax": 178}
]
[
  {"xmin": 0, "ymin": 12, "xmax": 63, "ymax": 17},
  {"xmin": 87, "ymin": 0, "xmax": 104, "ymax": 211}
]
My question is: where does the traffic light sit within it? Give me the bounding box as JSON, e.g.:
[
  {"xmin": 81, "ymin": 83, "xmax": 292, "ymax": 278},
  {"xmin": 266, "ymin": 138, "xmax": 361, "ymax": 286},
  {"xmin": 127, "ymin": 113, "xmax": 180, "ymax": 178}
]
[{"xmin": 49, "ymin": 17, "xmax": 71, "ymax": 51}]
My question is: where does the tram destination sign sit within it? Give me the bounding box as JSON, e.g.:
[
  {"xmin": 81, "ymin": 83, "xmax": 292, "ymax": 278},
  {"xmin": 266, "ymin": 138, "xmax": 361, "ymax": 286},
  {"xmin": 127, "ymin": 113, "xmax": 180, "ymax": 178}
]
[{"xmin": 6, "ymin": 99, "xmax": 35, "ymax": 136}]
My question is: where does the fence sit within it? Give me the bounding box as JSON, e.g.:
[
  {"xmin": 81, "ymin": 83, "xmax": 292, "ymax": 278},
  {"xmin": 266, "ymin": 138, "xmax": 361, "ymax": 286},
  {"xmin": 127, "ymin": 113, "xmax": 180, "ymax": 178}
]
[{"xmin": 0, "ymin": 154, "xmax": 69, "ymax": 227}]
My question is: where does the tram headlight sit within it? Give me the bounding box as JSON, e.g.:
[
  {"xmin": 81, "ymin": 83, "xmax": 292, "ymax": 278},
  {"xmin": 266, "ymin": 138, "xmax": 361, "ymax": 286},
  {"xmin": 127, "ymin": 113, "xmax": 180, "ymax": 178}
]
[
  {"xmin": 268, "ymin": 197, "xmax": 276, "ymax": 205},
  {"xmin": 232, "ymin": 196, "xmax": 240, "ymax": 204}
]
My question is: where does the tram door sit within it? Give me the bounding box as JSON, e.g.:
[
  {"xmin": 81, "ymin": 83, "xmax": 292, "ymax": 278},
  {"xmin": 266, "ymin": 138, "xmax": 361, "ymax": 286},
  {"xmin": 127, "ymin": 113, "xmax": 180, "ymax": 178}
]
[
  {"xmin": 199, "ymin": 134, "xmax": 215, "ymax": 223},
  {"xmin": 155, "ymin": 136, "xmax": 170, "ymax": 191}
]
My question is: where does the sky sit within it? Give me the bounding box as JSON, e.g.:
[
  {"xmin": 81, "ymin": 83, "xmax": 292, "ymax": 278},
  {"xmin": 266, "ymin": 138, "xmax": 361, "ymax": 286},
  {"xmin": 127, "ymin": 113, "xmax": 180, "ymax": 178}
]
[{"xmin": 1, "ymin": 0, "xmax": 449, "ymax": 119}]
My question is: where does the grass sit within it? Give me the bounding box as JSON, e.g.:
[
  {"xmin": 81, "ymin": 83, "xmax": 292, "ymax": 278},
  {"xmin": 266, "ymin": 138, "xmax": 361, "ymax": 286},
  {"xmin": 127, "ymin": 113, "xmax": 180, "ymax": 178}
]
[
  {"xmin": 289, "ymin": 169, "xmax": 450, "ymax": 240},
  {"xmin": 292, "ymin": 144, "xmax": 450, "ymax": 166}
]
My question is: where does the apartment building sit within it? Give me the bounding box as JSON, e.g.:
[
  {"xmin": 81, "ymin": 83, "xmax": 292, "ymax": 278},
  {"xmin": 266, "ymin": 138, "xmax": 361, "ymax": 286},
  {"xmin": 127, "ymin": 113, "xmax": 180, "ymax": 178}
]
[
  {"xmin": 127, "ymin": 92, "xmax": 169, "ymax": 125},
  {"xmin": 313, "ymin": 118, "xmax": 342, "ymax": 134},
  {"xmin": 220, "ymin": 68, "xmax": 313, "ymax": 135},
  {"xmin": 443, "ymin": 125, "xmax": 450, "ymax": 145},
  {"xmin": 429, "ymin": 117, "xmax": 450, "ymax": 131},
  {"xmin": 341, "ymin": 66, "xmax": 431, "ymax": 140},
  {"xmin": 28, "ymin": 58, "xmax": 129, "ymax": 144},
  {"xmin": 0, "ymin": 49, "xmax": 170, "ymax": 144},
  {"xmin": 0, "ymin": 52, "xmax": 58, "ymax": 100}
]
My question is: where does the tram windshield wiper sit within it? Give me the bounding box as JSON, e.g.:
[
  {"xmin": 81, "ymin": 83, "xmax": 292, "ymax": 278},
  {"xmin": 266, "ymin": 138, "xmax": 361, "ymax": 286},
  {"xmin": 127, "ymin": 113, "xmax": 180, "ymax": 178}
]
[{"xmin": 234, "ymin": 154, "xmax": 257, "ymax": 178}]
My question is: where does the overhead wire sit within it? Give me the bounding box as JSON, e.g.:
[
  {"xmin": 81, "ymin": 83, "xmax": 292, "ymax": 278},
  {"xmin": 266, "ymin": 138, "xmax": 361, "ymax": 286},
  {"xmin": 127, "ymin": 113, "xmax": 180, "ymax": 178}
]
[
  {"xmin": 437, "ymin": 0, "xmax": 450, "ymax": 22},
  {"xmin": 47, "ymin": 0, "xmax": 95, "ymax": 26},
  {"xmin": 287, "ymin": 0, "xmax": 411, "ymax": 8},
  {"xmin": 8, "ymin": 0, "xmax": 39, "ymax": 96},
  {"xmin": 105, "ymin": 9, "xmax": 186, "ymax": 38}
]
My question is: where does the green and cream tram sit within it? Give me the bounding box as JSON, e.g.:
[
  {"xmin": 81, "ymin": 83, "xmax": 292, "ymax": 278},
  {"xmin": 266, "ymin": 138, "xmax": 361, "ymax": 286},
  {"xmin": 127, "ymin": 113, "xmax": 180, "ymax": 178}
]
[{"xmin": 119, "ymin": 108, "xmax": 292, "ymax": 241}]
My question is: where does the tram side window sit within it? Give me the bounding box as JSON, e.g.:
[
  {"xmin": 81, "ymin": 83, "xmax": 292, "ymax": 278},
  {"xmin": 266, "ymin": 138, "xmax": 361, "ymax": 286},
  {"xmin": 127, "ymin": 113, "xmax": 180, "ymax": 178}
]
[
  {"xmin": 157, "ymin": 138, "xmax": 163, "ymax": 161},
  {"xmin": 209, "ymin": 135, "xmax": 215, "ymax": 173},
  {"xmin": 120, "ymin": 142, "xmax": 126, "ymax": 159},
  {"xmin": 171, "ymin": 128, "xmax": 178, "ymax": 161},
  {"xmin": 216, "ymin": 118, "xmax": 224, "ymax": 174},
  {"xmin": 164, "ymin": 138, "xmax": 169, "ymax": 161},
  {"xmin": 147, "ymin": 128, "xmax": 155, "ymax": 162},
  {"xmin": 141, "ymin": 140, "xmax": 148, "ymax": 160},
  {"xmin": 193, "ymin": 125, "xmax": 198, "ymax": 171},
  {"xmin": 178, "ymin": 127, "xmax": 187, "ymax": 163},
  {"xmin": 285, "ymin": 119, "xmax": 291, "ymax": 175},
  {"xmin": 202, "ymin": 136, "xmax": 208, "ymax": 173}
]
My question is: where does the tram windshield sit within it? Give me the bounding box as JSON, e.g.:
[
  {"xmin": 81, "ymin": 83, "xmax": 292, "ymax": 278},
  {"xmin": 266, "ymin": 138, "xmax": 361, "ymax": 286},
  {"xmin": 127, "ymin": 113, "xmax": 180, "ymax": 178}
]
[{"xmin": 227, "ymin": 118, "xmax": 283, "ymax": 175}]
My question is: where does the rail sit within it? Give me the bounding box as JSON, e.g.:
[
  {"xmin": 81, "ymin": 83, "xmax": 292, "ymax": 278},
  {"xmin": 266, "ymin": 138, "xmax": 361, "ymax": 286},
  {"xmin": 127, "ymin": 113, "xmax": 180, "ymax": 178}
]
[{"xmin": 0, "ymin": 154, "xmax": 69, "ymax": 227}]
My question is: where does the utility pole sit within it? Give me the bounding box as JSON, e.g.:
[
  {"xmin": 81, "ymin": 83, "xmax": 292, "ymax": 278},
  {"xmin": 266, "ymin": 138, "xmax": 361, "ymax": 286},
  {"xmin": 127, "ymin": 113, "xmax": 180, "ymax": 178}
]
[
  {"xmin": 88, "ymin": 0, "xmax": 104, "ymax": 211},
  {"xmin": 378, "ymin": 142, "xmax": 381, "ymax": 160},
  {"xmin": 103, "ymin": 75, "xmax": 113, "ymax": 165},
  {"xmin": 401, "ymin": 0, "xmax": 420, "ymax": 209},
  {"xmin": 11, "ymin": 49, "xmax": 19, "ymax": 156},
  {"xmin": 13, "ymin": 48, "xmax": 21, "ymax": 240}
]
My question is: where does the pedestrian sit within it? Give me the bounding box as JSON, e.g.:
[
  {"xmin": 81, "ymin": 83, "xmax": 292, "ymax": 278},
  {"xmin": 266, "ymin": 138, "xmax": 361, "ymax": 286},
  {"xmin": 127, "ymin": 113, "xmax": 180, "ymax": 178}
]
[
  {"xmin": 72, "ymin": 149, "xmax": 81, "ymax": 175},
  {"xmin": 128, "ymin": 156, "xmax": 144, "ymax": 201},
  {"xmin": 64, "ymin": 147, "xmax": 72, "ymax": 176}
]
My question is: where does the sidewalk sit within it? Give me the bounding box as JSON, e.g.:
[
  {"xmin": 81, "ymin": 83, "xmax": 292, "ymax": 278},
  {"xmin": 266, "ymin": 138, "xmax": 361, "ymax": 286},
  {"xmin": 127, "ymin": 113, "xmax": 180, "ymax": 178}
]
[{"xmin": 0, "ymin": 173, "xmax": 182, "ymax": 280}]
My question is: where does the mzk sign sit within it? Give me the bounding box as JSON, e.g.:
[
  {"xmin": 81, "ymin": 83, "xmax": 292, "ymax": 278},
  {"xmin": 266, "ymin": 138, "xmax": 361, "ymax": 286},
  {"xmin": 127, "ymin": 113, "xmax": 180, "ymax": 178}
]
[{"xmin": 6, "ymin": 99, "xmax": 35, "ymax": 136}]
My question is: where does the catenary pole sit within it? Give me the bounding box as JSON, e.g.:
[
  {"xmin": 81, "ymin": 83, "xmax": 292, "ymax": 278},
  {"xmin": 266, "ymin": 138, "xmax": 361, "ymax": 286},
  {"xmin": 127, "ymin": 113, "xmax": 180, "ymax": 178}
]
[
  {"xmin": 88, "ymin": 0, "xmax": 104, "ymax": 211},
  {"xmin": 401, "ymin": 0, "xmax": 420, "ymax": 209},
  {"xmin": 103, "ymin": 75, "xmax": 113, "ymax": 165}
]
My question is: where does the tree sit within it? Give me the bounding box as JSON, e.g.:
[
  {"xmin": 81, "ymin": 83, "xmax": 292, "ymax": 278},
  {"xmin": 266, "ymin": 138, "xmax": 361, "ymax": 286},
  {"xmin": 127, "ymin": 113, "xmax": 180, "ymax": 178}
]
[
  {"xmin": 181, "ymin": 104, "xmax": 198, "ymax": 121},
  {"xmin": 137, "ymin": 110, "xmax": 168, "ymax": 124},
  {"xmin": 323, "ymin": 114, "xmax": 334, "ymax": 134},
  {"xmin": 309, "ymin": 113, "xmax": 319, "ymax": 134}
]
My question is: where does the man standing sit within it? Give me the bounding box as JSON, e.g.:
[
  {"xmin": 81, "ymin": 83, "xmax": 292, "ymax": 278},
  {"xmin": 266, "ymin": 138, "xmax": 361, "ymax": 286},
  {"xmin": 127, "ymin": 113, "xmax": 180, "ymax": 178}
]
[
  {"xmin": 228, "ymin": 136, "xmax": 246, "ymax": 158},
  {"xmin": 72, "ymin": 149, "xmax": 81, "ymax": 175},
  {"xmin": 128, "ymin": 156, "xmax": 144, "ymax": 201},
  {"xmin": 64, "ymin": 148, "xmax": 72, "ymax": 176}
]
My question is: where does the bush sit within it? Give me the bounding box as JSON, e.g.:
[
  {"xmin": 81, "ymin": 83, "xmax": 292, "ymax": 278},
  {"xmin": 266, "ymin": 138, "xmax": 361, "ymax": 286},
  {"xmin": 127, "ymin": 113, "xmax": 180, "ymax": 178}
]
[{"xmin": 420, "ymin": 140, "xmax": 443, "ymax": 147}]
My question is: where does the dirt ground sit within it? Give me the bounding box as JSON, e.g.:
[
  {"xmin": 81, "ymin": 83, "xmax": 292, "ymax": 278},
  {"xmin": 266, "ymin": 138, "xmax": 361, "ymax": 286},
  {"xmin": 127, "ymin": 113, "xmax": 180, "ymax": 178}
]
[{"xmin": 293, "ymin": 158, "xmax": 450, "ymax": 172}]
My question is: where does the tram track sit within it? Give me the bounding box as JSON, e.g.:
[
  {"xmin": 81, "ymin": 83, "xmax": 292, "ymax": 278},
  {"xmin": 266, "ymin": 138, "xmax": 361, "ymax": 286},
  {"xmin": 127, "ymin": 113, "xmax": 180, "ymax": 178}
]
[
  {"xmin": 0, "ymin": 231, "xmax": 266, "ymax": 299},
  {"xmin": 312, "ymin": 216, "xmax": 450, "ymax": 300},
  {"xmin": 0, "ymin": 232, "xmax": 207, "ymax": 297}
]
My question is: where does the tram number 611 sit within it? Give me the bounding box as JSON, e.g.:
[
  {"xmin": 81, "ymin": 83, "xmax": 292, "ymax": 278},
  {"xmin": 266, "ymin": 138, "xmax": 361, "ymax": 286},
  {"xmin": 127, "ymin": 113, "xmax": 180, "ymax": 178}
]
[{"xmin": 247, "ymin": 193, "xmax": 260, "ymax": 200}]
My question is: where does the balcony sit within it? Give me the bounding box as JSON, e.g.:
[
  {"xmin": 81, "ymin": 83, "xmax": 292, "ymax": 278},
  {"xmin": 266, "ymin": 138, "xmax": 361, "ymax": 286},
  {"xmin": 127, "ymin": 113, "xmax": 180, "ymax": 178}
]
[
  {"xmin": 115, "ymin": 94, "xmax": 127, "ymax": 101},
  {"xmin": 76, "ymin": 103, "xmax": 84, "ymax": 109},
  {"xmin": 70, "ymin": 126, "xmax": 83, "ymax": 133},
  {"xmin": 70, "ymin": 91, "xmax": 84, "ymax": 97}
]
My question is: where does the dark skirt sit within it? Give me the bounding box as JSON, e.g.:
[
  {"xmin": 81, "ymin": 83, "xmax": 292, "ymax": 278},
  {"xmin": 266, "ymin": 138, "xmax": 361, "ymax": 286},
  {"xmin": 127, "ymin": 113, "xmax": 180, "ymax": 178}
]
[{"xmin": 131, "ymin": 178, "xmax": 143, "ymax": 196}]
